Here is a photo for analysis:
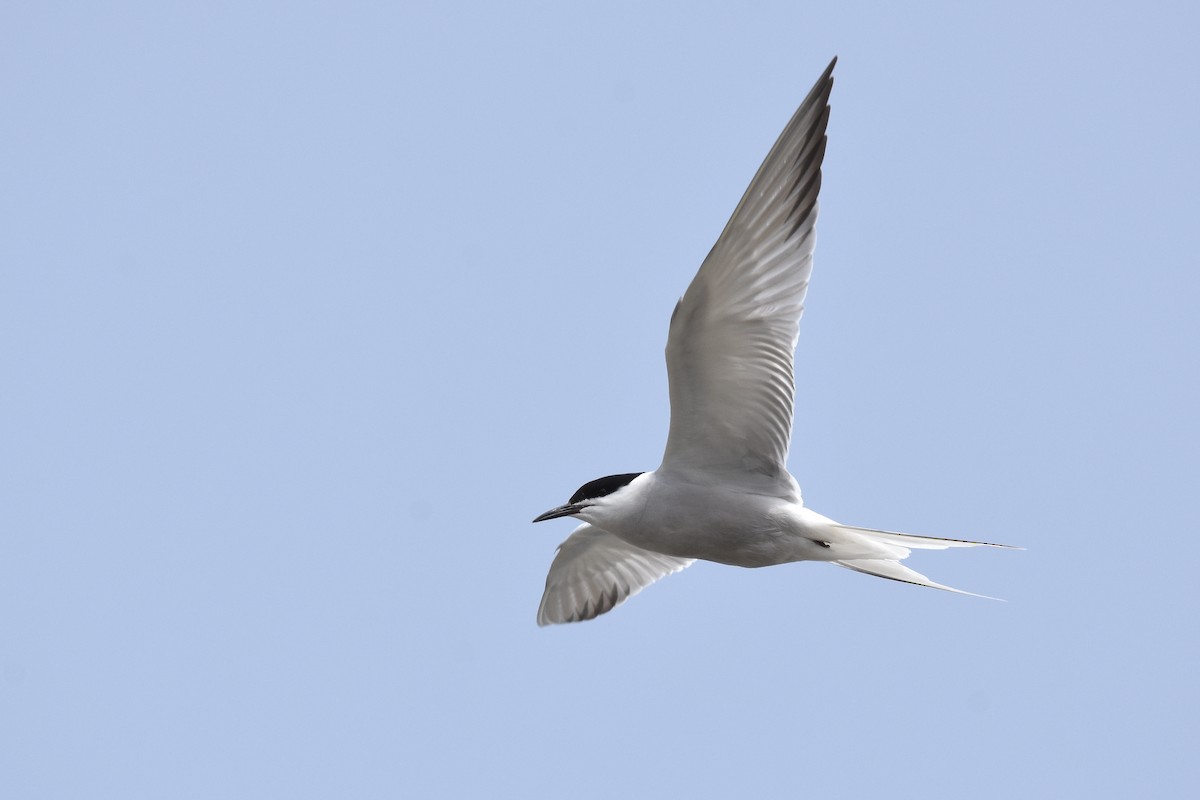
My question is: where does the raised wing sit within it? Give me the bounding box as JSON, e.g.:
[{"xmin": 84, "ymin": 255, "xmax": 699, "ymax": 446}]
[
  {"xmin": 538, "ymin": 524, "xmax": 694, "ymax": 625},
  {"xmin": 662, "ymin": 58, "xmax": 834, "ymax": 482}
]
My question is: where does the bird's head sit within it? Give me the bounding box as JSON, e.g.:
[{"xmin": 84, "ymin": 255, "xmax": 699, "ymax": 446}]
[{"xmin": 532, "ymin": 472, "xmax": 645, "ymax": 523}]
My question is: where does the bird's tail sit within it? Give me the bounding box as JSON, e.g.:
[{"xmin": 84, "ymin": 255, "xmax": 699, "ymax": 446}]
[{"xmin": 831, "ymin": 525, "xmax": 1018, "ymax": 600}]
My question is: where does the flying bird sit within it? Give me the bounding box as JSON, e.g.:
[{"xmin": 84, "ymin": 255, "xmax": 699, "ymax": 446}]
[{"xmin": 533, "ymin": 58, "xmax": 1014, "ymax": 625}]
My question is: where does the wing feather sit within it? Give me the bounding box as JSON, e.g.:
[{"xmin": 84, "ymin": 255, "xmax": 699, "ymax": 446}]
[
  {"xmin": 538, "ymin": 524, "xmax": 694, "ymax": 626},
  {"xmin": 662, "ymin": 58, "xmax": 835, "ymax": 484}
]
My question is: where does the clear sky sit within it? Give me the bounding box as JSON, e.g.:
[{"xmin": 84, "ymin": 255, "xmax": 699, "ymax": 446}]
[{"xmin": 3, "ymin": 2, "xmax": 1198, "ymax": 797}]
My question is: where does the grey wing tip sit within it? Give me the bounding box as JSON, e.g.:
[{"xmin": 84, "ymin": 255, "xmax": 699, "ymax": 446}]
[
  {"xmin": 786, "ymin": 58, "xmax": 836, "ymax": 122},
  {"xmin": 537, "ymin": 584, "xmax": 622, "ymax": 626},
  {"xmin": 814, "ymin": 56, "xmax": 837, "ymax": 92}
]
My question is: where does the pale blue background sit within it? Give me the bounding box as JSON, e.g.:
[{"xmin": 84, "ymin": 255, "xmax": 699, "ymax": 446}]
[{"xmin": 3, "ymin": 2, "xmax": 1198, "ymax": 797}]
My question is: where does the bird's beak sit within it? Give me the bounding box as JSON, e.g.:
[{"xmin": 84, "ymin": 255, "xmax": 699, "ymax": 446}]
[{"xmin": 532, "ymin": 503, "xmax": 585, "ymax": 523}]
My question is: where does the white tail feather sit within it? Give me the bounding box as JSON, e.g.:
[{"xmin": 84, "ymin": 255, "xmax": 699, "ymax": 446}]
[
  {"xmin": 833, "ymin": 524, "xmax": 1020, "ymax": 551},
  {"xmin": 834, "ymin": 558, "xmax": 1003, "ymax": 600},
  {"xmin": 830, "ymin": 525, "xmax": 1018, "ymax": 600}
]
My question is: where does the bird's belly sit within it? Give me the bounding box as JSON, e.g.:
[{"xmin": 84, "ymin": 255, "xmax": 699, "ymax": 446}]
[{"xmin": 597, "ymin": 485, "xmax": 812, "ymax": 568}]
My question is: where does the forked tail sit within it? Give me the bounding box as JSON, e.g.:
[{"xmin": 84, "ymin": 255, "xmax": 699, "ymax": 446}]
[{"xmin": 832, "ymin": 525, "xmax": 1020, "ymax": 599}]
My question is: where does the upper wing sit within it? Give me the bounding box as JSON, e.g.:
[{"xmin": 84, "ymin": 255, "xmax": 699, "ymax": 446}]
[
  {"xmin": 661, "ymin": 58, "xmax": 835, "ymax": 483},
  {"xmin": 538, "ymin": 523, "xmax": 694, "ymax": 626}
]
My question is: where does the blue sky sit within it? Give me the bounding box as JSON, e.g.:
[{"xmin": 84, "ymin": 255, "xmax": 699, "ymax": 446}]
[{"xmin": 2, "ymin": 2, "xmax": 1198, "ymax": 797}]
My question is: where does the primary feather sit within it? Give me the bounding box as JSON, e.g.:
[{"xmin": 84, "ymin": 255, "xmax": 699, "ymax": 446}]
[
  {"xmin": 662, "ymin": 58, "xmax": 834, "ymax": 484},
  {"xmin": 538, "ymin": 524, "xmax": 693, "ymax": 626}
]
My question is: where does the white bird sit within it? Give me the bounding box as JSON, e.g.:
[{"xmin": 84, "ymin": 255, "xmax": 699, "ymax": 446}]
[{"xmin": 533, "ymin": 57, "xmax": 1014, "ymax": 625}]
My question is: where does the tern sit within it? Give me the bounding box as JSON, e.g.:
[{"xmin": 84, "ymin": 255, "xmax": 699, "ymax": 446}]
[{"xmin": 533, "ymin": 57, "xmax": 1014, "ymax": 625}]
